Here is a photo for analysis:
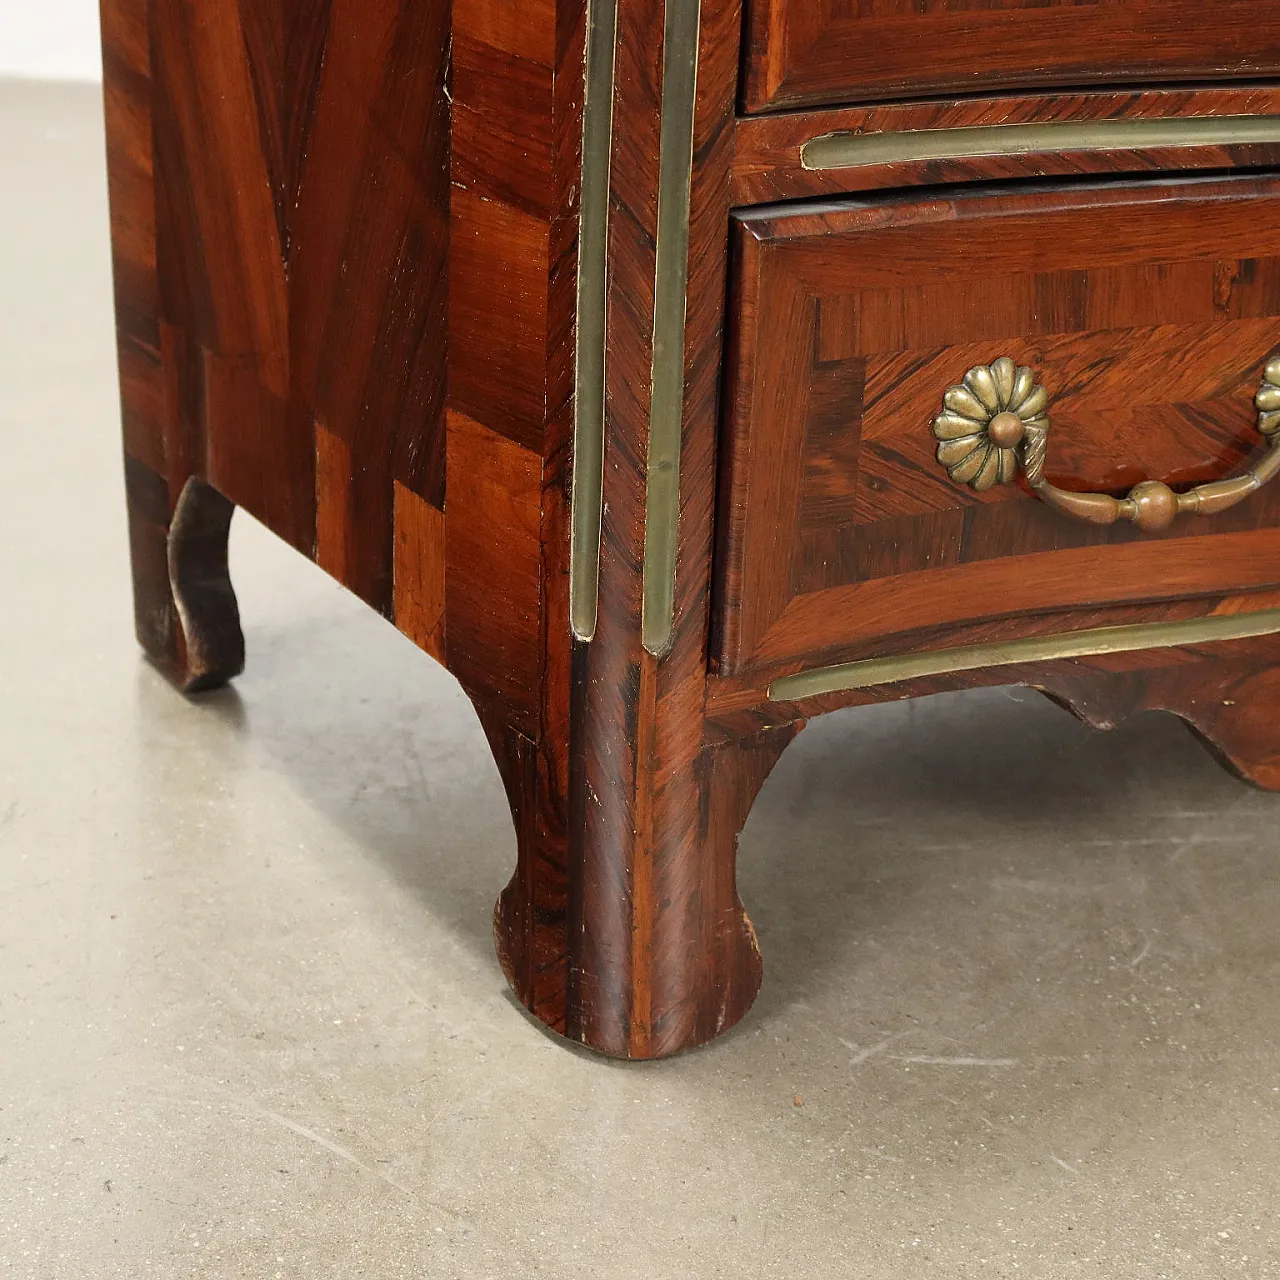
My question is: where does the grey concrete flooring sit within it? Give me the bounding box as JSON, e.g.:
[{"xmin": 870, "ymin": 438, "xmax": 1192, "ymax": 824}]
[{"xmin": 3, "ymin": 78, "xmax": 1280, "ymax": 1279}]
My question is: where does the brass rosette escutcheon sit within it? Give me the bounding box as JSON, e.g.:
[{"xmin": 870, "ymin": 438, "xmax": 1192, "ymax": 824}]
[
  {"xmin": 932, "ymin": 357, "xmax": 1048, "ymax": 493},
  {"xmin": 932, "ymin": 355, "xmax": 1280, "ymax": 532}
]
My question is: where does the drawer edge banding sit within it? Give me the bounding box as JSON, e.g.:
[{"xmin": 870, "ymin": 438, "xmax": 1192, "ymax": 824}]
[
  {"xmin": 569, "ymin": 0, "xmax": 621, "ymax": 642},
  {"xmin": 801, "ymin": 115, "xmax": 1280, "ymax": 172},
  {"xmin": 641, "ymin": 0, "xmax": 703, "ymax": 657},
  {"xmin": 767, "ymin": 609, "xmax": 1280, "ymax": 701}
]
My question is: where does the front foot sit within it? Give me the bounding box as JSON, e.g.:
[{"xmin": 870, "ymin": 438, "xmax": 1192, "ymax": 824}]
[{"xmin": 486, "ymin": 714, "xmax": 797, "ymax": 1059}]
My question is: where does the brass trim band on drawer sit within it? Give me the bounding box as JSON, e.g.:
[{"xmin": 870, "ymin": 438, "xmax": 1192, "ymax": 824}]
[
  {"xmin": 569, "ymin": 0, "xmax": 620, "ymax": 642},
  {"xmin": 641, "ymin": 0, "xmax": 703, "ymax": 657},
  {"xmin": 767, "ymin": 608, "xmax": 1280, "ymax": 702},
  {"xmin": 934, "ymin": 357, "xmax": 1280, "ymax": 532},
  {"xmin": 801, "ymin": 115, "xmax": 1280, "ymax": 172}
]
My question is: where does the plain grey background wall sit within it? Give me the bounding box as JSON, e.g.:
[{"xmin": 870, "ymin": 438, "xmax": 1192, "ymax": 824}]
[{"xmin": 0, "ymin": 1, "xmax": 102, "ymax": 81}]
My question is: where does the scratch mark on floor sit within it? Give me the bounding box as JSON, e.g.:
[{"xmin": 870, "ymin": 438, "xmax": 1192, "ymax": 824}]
[
  {"xmin": 259, "ymin": 1108, "xmax": 414, "ymax": 1196},
  {"xmin": 895, "ymin": 1056, "xmax": 1020, "ymax": 1068},
  {"xmin": 1127, "ymin": 938, "xmax": 1153, "ymax": 970},
  {"xmin": 1049, "ymin": 1154, "xmax": 1081, "ymax": 1176},
  {"xmin": 837, "ymin": 1033, "xmax": 905, "ymax": 1067}
]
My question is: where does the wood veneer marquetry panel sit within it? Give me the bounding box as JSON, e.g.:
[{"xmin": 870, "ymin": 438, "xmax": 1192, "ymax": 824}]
[
  {"xmin": 444, "ymin": 411, "xmax": 543, "ymax": 736},
  {"xmin": 743, "ymin": 0, "xmax": 1280, "ymax": 113},
  {"xmin": 105, "ymin": 0, "xmax": 460, "ymax": 609},
  {"xmin": 103, "ymin": 0, "xmax": 164, "ymax": 478},
  {"xmin": 447, "ymin": 189, "xmax": 551, "ymax": 454},
  {"xmin": 393, "ymin": 482, "xmax": 446, "ymax": 665},
  {"xmin": 732, "ymin": 88, "xmax": 1280, "ymax": 206},
  {"xmin": 114, "ymin": 0, "xmax": 453, "ymax": 613},
  {"xmin": 314, "ymin": 424, "xmax": 353, "ymax": 584},
  {"xmin": 705, "ymin": 591, "xmax": 1280, "ymax": 760},
  {"xmin": 201, "ymin": 354, "xmax": 313, "ymax": 554},
  {"xmin": 454, "ymin": 0, "xmax": 583, "ymax": 1035},
  {"xmin": 553, "ymin": 0, "xmax": 789, "ymax": 1057},
  {"xmin": 717, "ymin": 176, "xmax": 1280, "ymax": 678}
]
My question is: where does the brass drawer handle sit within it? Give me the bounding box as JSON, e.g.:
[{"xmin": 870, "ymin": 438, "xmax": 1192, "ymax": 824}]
[{"xmin": 933, "ymin": 356, "xmax": 1280, "ymax": 532}]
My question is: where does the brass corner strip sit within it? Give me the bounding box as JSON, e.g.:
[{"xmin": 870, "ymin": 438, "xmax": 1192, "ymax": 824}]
[
  {"xmin": 768, "ymin": 608, "xmax": 1280, "ymax": 702},
  {"xmin": 641, "ymin": 0, "xmax": 702, "ymax": 657},
  {"xmin": 801, "ymin": 114, "xmax": 1280, "ymax": 173},
  {"xmin": 569, "ymin": 0, "xmax": 620, "ymax": 643}
]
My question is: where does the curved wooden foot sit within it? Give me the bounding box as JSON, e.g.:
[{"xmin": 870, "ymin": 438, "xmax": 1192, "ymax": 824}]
[
  {"xmin": 125, "ymin": 462, "xmax": 244, "ymax": 694},
  {"xmin": 1036, "ymin": 633, "xmax": 1280, "ymax": 791},
  {"xmin": 482, "ymin": 708, "xmax": 798, "ymax": 1058}
]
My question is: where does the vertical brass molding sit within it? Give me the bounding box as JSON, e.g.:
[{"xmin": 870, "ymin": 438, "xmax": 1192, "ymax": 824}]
[
  {"xmin": 641, "ymin": 0, "xmax": 702, "ymax": 657},
  {"xmin": 569, "ymin": 0, "xmax": 620, "ymax": 642}
]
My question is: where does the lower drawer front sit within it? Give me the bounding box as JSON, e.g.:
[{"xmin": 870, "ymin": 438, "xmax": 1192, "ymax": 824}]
[{"xmin": 716, "ymin": 175, "xmax": 1280, "ymax": 680}]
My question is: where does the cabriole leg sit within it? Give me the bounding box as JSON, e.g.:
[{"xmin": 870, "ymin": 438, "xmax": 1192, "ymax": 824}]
[{"xmin": 487, "ymin": 709, "xmax": 798, "ymax": 1059}]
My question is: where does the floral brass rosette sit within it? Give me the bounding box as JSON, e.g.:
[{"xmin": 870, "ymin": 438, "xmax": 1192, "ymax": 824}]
[{"xmin": 931, "ymin": 356, "xmax": 1048, "ymax": 492}]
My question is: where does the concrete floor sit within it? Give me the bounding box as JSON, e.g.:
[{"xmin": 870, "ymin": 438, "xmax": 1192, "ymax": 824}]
[{"xmin": 4, "ymin": 78, "xmax": 1280, "ymax": 1279}]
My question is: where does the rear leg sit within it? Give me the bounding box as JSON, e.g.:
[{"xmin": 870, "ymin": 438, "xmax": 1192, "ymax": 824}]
[{"xmin": 125, "ymin": 462, "xmax": 244, "ymax": 693}]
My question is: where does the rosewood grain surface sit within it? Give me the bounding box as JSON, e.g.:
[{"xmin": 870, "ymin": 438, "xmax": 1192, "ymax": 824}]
[
  {"xmin": 105, "ymin": 0, "xmax": 452, "ymax": 684},
  {"xmin": 708, "ymin": 597, "xmax": 1280, "ymax": 792},
  {"xmin": 558, "ymin": 0, "xmax": 783, "ymax": 1056},
  {"xmin": 743, "ymin": 0, "xmax": 1280, "ymax": 113},
  {"xmin": 705, "ymin": 590, "xmax": 1280, "ymax": 725},
  {"xmin": 102, "ymin": 0, "xmax": 1280, "ymax": 1060},
  {"xmin": 732, "ymin": 88, "xmax": 1280, "ymax": 207},
  {"xmin": 102, "ymin": 0, "xmax": 767, "ymax": 1058},
  {"xmin": 717, "ymin": 176, "xmax": 1280, "ymax": 678},
  {"xmin": 102, "ymin": 0, "xmax": 583, "ymax": 1033},
  {"xmin": 449, "ymin": 0, "xmax": 586, "ymax": 1034}
]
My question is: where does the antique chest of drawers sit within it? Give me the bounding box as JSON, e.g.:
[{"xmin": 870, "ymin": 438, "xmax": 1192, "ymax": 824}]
[{"xmin": 102, "ymin": 0, "xmax": 1280, "ymax": 1056}]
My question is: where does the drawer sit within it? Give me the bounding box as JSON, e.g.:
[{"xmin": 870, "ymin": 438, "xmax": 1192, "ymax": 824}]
[
  {"xmin": 743, "ymin": 2, "xmax": 1280, "ymax": 114},
  {"xmin": 715, "ymin": 175, "xmax": 1280, "ymax": 681}
]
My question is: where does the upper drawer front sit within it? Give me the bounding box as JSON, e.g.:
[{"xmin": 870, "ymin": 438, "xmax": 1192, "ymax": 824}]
[
  {"xmin": 717, "ymin": 176, "xmax": 1280, "ymax": 679},
  {"xmin": 744, "ymin": 2, "xmax": 1280, "ymax": 114}
]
